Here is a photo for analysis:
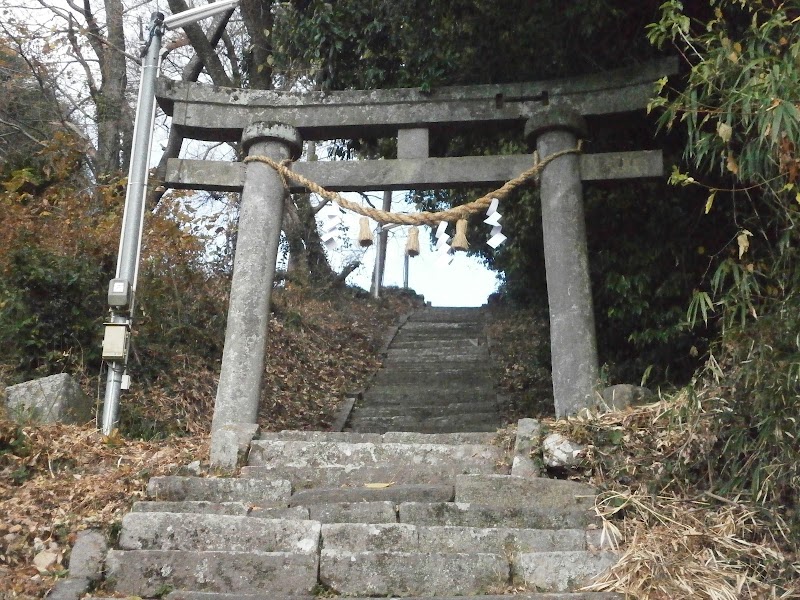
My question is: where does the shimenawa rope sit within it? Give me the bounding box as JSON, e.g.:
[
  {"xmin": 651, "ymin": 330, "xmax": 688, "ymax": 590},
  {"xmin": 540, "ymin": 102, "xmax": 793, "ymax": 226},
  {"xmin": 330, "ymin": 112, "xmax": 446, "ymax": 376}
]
[{"xmin": 243, "ymin": 141, "xmax": 583, "ymax": 227}]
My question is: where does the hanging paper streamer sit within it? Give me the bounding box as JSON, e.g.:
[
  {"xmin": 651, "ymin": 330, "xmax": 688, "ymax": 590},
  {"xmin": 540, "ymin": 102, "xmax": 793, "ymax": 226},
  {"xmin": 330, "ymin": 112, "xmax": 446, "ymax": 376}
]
[
  {"xmin": 435, "ymin": 221, "xmax": 454, "ymax": 266},
  {"xmin": 320, "ymin": 202, "xmax": 343, "ymax": 251},
  {"xmin": 484, "ymin": 197, "xmax": 507, "ymax": 249}
]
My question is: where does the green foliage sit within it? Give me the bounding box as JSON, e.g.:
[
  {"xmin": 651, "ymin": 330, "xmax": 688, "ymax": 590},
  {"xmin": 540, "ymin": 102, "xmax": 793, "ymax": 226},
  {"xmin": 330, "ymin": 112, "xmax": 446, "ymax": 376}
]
[
  {"xmin": 0, "ymin": 244, "xmax": 108, "ymax": 380},
  {"xmin": 648, "ymin": 1, "xmax": 800, "ymax": 189}
]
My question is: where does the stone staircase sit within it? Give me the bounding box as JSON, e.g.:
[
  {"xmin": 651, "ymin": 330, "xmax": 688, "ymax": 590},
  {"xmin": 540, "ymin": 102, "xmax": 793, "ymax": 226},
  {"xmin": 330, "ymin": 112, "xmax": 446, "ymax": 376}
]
[
  {"xmin": 346, "ymin": 307, "xmax": 503, "ymax": 433},
  {"xmin": 89, "ymin": 307, "xmax": 619, "ymax": 599}
]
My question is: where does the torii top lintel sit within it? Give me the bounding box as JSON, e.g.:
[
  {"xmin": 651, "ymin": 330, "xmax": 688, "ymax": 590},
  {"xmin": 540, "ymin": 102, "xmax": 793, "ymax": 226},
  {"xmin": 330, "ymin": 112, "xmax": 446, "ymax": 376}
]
[{"xmin": 156, "ymin": 58, "xmax": 677, "ymax": 143}]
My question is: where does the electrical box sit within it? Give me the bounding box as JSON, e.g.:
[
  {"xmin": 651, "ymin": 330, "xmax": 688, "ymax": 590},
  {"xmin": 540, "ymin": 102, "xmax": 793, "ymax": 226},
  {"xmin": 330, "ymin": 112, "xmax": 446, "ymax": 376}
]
[
  {"xmin": 108, "ymin": 278, "xmax": 132, "ymax": 308},
  {"xmin": 102, "ymin": 323, "xmax": 129, "ymax": 361}
]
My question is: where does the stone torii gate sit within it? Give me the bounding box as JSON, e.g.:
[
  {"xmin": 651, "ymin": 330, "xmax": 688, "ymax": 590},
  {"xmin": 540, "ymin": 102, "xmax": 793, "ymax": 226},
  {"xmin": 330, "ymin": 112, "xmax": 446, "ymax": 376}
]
[{"xmin": 154, "ymin": 58, "xmax": 677, "ymax": 447}]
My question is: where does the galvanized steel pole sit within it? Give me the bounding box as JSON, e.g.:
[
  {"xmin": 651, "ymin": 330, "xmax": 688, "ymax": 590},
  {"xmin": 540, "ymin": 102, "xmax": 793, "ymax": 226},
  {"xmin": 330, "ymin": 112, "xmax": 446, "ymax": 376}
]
[{"xmin": 101, "ymin": 13, "xmax": 164, "ymax": 435}]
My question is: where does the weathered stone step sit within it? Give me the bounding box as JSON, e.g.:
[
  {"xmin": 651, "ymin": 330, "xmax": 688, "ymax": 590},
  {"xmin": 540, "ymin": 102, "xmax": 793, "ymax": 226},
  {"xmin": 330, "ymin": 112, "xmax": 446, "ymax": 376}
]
[
  {"xmin": 456, "ymin": 474, "xmax": 597, "ymax": 516},
  {"xmin": 305, "ymin": 500, "xmax": 397, "ymax": 524},
  {"xmin": 106, "ymin": 549, "xmax": 318, "ymax": 596},
  {"xmin": 382, "ymin": 431, "xmax": 498, "ymax": 444},
  {"xmin": 288, "ymin": 483, "xmax": 454, "ymax": 506},
  {"xmin": 409, "ymin": 308, "xmax": 485, "ymax": 322},
  {"xmin": 384, "ymin": 348, "xmax": 488, "ymax": 361},
  {"xmin": 147, "ymin": 476, "xmax": 291, "ymax": 505},
  {"xmin": 390, "ymin": 338, "xmax": 486, "ymax": 349},
  {"xmin": 131, "ymin": 500, "xmax": 249, "ymax": 515},
  {"xmin": 346, "ymin": 413, "xmax": 502, "ymax": 434},
  {"xmin": 259, "ymin": 431, "xmax": 382, "ymax": 443},
  {"xmin": 131, "ymin": 500, "xmax": 311, "ymax": 519},
  {"xmin": 321, "ymin": 522, "xmax": 588, "ymax": 554},
  {"xmin": 363, "ymin": 389, "xmax": 497, "ymax": 405},
  {"xmin": 366, "ymin": 381, "xmax": 495, "ymax": 394},
  {"xmin": 256, "ymin": 430, "xmax": 497, "ymax": 445},
  {"xmin": 319, "ymin": 550, "xmax": 509, "ymax": 597},
  {"xmin": 401, "ymin": 320, "xmax": 484, "ymax": 330},
  {"xmin": 350, "ymin": 400, "xmax": 498, "ymax": 418},
  {"xmin": 165, "ymin": 593, "xmax": 314, "ymax": 600},
  {"xmin": 118, "ymin": 513, "xmax": 320, "ymax": 553},
  {"xmin": 514, "ymin": 551, "xmax": 618, "ymax": 592},
  {"xmin": 372, "ymin": 369, "xmax": 494, "ymax": 385},
  {"xmin": 338, "ymin": 595, "xmax": 621, "ymax": 600},
  {"xmin": 398, "ymin": 502, "xmax": 594, "ymax": 530},
  {"xmin": 248, "ymin": 440, "xmax": 504, "ymax": 472},
  {"xmin": 242, "ymin": 463, "xmax": 469, "ymax": 489}
]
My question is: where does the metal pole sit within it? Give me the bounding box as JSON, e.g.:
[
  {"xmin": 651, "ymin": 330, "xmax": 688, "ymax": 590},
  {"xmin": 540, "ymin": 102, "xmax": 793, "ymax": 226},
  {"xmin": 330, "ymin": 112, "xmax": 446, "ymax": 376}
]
[
  {"xmin": 101, "ymin": 13, "xmax": 164, "ymax": 435},
  {"xmin": 371, "ymin": 190, "xmax": 392, "ymax": 299},
  {"xmin": 403, "ymin": 252, "xmax": 409, "ymax": 288}
]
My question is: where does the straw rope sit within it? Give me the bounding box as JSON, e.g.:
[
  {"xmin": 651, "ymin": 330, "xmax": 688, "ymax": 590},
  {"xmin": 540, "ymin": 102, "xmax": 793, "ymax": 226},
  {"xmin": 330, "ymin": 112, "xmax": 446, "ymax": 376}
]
[{"xmin": 243, "ymin": 140, "xmax": 583, "ymax": 226}]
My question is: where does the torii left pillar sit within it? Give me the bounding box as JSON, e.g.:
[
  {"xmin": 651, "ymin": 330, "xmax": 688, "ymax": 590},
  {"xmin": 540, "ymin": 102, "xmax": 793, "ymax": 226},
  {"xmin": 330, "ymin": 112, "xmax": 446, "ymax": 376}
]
[{"xmin": 211, "ymin": 122, "xmax": 302, "ymax": 442}]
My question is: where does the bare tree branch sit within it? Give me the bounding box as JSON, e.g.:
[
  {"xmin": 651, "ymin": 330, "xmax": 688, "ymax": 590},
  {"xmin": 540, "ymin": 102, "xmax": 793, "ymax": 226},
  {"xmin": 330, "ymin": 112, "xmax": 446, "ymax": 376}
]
[{"xmin": 166, "ymin": 0, "xmax": 232, "ymax": 87}]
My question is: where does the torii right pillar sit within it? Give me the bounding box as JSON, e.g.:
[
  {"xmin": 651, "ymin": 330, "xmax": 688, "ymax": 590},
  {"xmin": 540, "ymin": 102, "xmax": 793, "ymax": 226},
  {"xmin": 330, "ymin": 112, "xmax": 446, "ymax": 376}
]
[{"xmin": 525, "ymin": 107, "xmax": 600, "ymax": 417}]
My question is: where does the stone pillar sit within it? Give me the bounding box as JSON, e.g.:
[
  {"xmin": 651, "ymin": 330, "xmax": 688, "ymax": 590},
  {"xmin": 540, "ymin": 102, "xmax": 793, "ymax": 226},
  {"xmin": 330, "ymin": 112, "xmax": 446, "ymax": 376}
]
[
  {"xmin": 525, "ymin": 108, "xmax": 599, "ymax": 417},
  {"xmin": 211, "ymin": 122, "xmax": 302, "ymax": 433}
]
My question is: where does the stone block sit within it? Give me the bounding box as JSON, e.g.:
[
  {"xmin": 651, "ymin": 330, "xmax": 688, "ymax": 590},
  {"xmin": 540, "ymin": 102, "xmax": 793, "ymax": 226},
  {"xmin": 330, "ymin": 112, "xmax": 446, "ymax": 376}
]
[
  {"xmin": 399, "ymin": 502, "xmax": 591, "ymax": 530},
  {"xmin": 67, "ymin": 529, "xmax": 106, "ymax": 581},
  {"xmin": 599, "ymin": 384, "xmax": 654, "ymax": 411},
  {"xmin": 307, "ymin": 501, "xmax": 396, "ymax": 524},
  {"xmin": 289, "ymin": 483, "xmax": 454, "ymax": 506},
  {"xmin": 322, "ymin": 523, "xmax": 417, "ymax": 552},
  {"xmin": 382, "ymin": 432, "xmax": 496, "ymax": 445},
  {"xmin": 417, "ymin": 525, "xmax": 586, "ymax": 554},
  {"xmin": 146, "ymin": 476, "xmax": 291, "ymax": 505},
  {"xmin": 319, "ymin": 550, "xmax": 509, "ymax": 597},
  {"xmin": 247, "ymin": 506, "xmax": 310, "ymax": 520},
  {"xmin": 543, "ymin": 433, "xmax": 587, "ymax": 468},
  {"xmin": 258, "ymin": 430, "xmax": 382, "ymax": 443},
  {"xmin": 118, "ymin": 512, "xmax": 320, "ymax": 553},
  {"xmin": 5, "ymin": 374, "xmax": 92, "ymax": 424},
  {"xmin": 209, "ymin": 423, "xmax": 259, "ymax": 469},
  {"xmin": 106, "ymin": 549, "xmax": 318, "ymax": 595},
  {"xmin": 166, "ymin": 593, "xmax": 314, "ymax": 600},
  {"xmin": 131, "ymin": 501, "xmax": 250, "ymax": 516},
  {"xmin": 511, "ymin": 418, "xmax": 541, "ymax": 477},
  {"xmin": 248, "ymin": 440, "xmax": 503, "ymax": 474},
  {"xmin": 456, "ymin": 475, "xmax": 596, "ymax": 515},
  {"xmin": 513, "ymin": 550, "xmax": 617, "ymax": 592},
  {"xmin": 44, "ymin": 577, "xmax": 90, "ymax": 600}
]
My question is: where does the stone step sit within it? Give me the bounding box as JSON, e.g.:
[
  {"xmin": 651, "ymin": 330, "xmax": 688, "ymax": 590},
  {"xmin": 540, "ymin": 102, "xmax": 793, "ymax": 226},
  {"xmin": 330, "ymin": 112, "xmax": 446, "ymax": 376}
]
[
  {"xmin": 166, "ymin": 593, "xmax": 314, "ymax": 600},
  {"xmin": 288, "ymin": 483, "xmax": 454, "ymax": 506},
  {"xmin": 147, "ymin": 476, "xmax": 291, "ymax": 505},
  {"xmin": 247, "ymin": 440, "xmax": 504, "ymax": 472},
  {"xmin": 363, "ymin": 389, "xmax": 497, "ymax": 405},
  {"xmin": 382, "ymin": 431, "xmax": 498, "ymax": 445},
  {"xmin": 118, "ymin": 513, "xmax": 320, "ymax": 553},
  {"xmin": 408, "ymin": 308, "xmax": 486, "ymax": 322},
  {"xmin": 401, "ymin": 320, "xmax": 484, "ymax": 330},
  {"xmin": 255, "ymin": 430, "xmax": 497, "ymax": 445},
  {"xmin": 321, "ymin": 523, "xmax": 589, "ymax": 554},
  {"xmin": 319, "ymin": 550, "xmax": 509, "ymax": 597},
  {"xmin": 242, "ymin": 463, "xmax": 470, "ymax": 489},
  {"xmin": 367, "ymin": 380, "xmax": 495, "ymax": 393},
  {"xmin": 330, "ymin": 596, "xmax": 622, "ymax": 600},
  {"xmin": 371, "ymin": 369, "xmax": 494, "ymax": 385},
  {"xmin": 346, "ymin": 413, "xmax": 502, "ymax": 434},
  {"xmin": 398, "ymin": 501, "xmax": 594, "ymax": 530},
  {"xmin": 306, "ymin": 501, "xmax": 397, "ymax": 524},
  {"xmin": 258, "ymin": 431, "xmax": 383, "ymax": 443},
  {"xmin": 154, "ymin": 594, "xmax": 620, "ymax": 600},
  {"xmin": 390, "ymin": 338, "xmax": 487, "ymax": 349},
  {"xmin": 106, "ymin": 549, "xmax": 318, "ymax": 596},
  {"xmin": 455, "ymin": 474, "xmax": 597, "ymax": 517},
  {"xmin": 131, "ymin": 501, "xmax": 249, "ymax": 516},
  {"xmin": 514, "ymin": 551, "xmax": 618, "ymax": 592},
  {"xmin": 384, "ymin": 348, "xmax": 488, "ymax": 361},
  {"xmin": 350, "ymin": 400, "xmax": 498, "ymax": 418}
]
